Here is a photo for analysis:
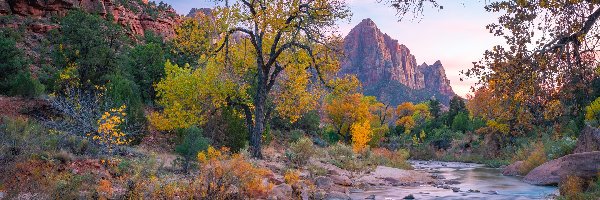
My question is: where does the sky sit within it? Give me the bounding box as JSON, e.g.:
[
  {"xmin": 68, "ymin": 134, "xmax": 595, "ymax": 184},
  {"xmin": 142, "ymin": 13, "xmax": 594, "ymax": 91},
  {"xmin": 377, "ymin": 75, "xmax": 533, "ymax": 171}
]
[{"xmin": 156, "ymin": 0, "xmax": 504, "ymax": 97}]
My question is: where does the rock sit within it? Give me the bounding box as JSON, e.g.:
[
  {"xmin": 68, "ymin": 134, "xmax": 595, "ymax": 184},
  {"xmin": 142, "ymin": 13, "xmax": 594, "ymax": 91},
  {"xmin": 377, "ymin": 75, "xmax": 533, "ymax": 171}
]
[
  {"xmin": 365, "ymin": 194, "xmax": 376, "ymax": 199},
  {"xmin": 574, "ymin": 126, "xmax": 600, "ymax": 153},
  {"xmin": 403, "ymin": 194, "xmax": 415, "ymax": 199},
  {"xmin": 5, "ymin": 0, "xmax": 180, "ymax": 38},
  {"xmin": 315, "ymin": 176, "xmax": 334, "ymax": 190},
  {"xmin": 452, "ymin": 187, "xmax": 461, "ymax": 192},
  {"xmin": 324, "ymin": 191, "xmax": 350, "ymax": 200},
  {"xmin": 330, "ymin": 175, "xmax": 352, "ymax": 186},
  {"xmin": 502, "ymin": 161, "xmax": 524, "ymax": 176},
  {"xmin": 524, "ymin": 151, "xmax": 600, "ymax": 185},
  {"xmin": 468, "ymin": 189, "xmax": 480, "ymax": 193},
  {"xmin": 341, "ymin": 18, "xmax": 455, "ymax": 105},
  {"xmin": 271, "ymin": 184, "xmax": 293, "ymax": 200},
  {"xmin": 29, "ymin": 23, "xmax": 59, "ymax": 33},
  {"xmin": 357, "ymin": 166, "xmax": 434, "ymax": 186}
]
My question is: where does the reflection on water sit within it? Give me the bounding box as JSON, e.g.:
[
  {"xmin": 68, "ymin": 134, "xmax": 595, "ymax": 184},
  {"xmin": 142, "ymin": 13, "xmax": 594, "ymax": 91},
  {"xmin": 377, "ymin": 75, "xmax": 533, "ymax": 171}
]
[{"xmin": 350, "ymin": 161, "xmax": 557, "ymax": 200}]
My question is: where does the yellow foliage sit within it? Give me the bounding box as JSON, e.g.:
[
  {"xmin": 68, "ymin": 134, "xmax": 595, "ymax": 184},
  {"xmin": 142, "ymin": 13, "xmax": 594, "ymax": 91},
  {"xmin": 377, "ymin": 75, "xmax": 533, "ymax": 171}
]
[
  {"xmin": 95, "ymin": 105, "xmax": 130, "ymax": 150},
  {"xmin": 324, "ymin": 93, "xmax": 372, "ymax": 138},
  {"xmin": 151, "ymin": 60, "xmax": 246, "ymax": 131},
  {"xmin": 396, "ymin": 116, "xmax": 416, "ymax": 133},
  {"xmin": 486, "ymin": 120, "xmax": 510, "ymax": 135},
  {"xmin": 283, "ymin": 170, "xmax": 300, "ymax": 185},
  {"xmin": 585, "ymin": 97, "xmax": 600, "ymax": 127},
  {"xmin": 519, "ymin": 142, "xmax": 547, "ymax": 175},
  {"xmin": 351, "ymin": 120, "xmax": 372, "ymax": 153}
]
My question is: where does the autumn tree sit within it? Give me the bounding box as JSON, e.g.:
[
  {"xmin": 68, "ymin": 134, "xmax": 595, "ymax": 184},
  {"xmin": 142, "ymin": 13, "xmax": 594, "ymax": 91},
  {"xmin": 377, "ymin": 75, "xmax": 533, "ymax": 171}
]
[
  {"xmin": 466, "ymin": 0, "xmax": 600, "ymax": 115},
  {"xmin": 325, "ymin": 93, "xmax": 373, "ymax": 143},
  {"xmin": 154, "ymin": 0, "xmax": 351, "ymax": 158}
]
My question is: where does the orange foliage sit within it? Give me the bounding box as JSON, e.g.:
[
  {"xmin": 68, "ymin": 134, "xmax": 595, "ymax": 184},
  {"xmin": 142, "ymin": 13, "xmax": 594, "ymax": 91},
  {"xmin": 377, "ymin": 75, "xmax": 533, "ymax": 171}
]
[
  {"xmin": 195, "ymin": 146, "xmax": 273, "ymax": 199},
  {"xmin": 351, "ymin": 121, "xmax": 372, "ymax": 153}
]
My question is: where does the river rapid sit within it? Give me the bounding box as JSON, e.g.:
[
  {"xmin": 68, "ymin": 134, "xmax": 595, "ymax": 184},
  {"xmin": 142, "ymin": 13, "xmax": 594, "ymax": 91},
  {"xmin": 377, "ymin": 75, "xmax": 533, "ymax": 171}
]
[{"xmin": 350, "ymin": 161, "xmax": 558, "ymax": 200}]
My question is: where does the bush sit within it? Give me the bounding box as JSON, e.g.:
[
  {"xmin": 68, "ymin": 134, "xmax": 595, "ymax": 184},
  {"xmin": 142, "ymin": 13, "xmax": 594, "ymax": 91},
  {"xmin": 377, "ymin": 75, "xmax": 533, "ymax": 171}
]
[
  {"xmin": 175, "ymin": 126, "xmax": 209, "ymax": 173},
  {"xmin": 286, "ymin": 137, "xmax": 317, "ymax": 167},
  {"xmin": 0, "ymin": 117, "xmax": 45, "ymax": 164},
  {"xmin": 196, "ymin": 146, "xmax": 273, "ymax": 199},
  {"xmin": 559, "ymin": 175, "xmax": 585, "ymax": 200},
  {"xmin": 368, "ymin": 148, "xmax": 412, "ymax": 170},
  {"xmin": 105, "ymin": 74, "xmax": 145, "ymax": 142},
  {"xmin": 0, "ymin": 34, "xmax": 44, "ymax": 98},
  {"xmin": 544, "ymin": 136, "xmax": 577, "ymax": 160},
  {"xmin": 326, "ymin": 143, "xmax": 367, "ymax": 172},
  {"xmin": 7, "ymin": 71, "xmax": 45, "ymax": 98},
  {"xmin": 519, "ymin": 142, "xmax": 547, "ymax": 175}
]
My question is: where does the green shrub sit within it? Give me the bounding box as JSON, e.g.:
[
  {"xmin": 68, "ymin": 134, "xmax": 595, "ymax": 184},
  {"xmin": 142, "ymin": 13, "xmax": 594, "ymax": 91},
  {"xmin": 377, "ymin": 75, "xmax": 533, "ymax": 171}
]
[
  {"xmin": 286, "ymin": 137, "xmax": 317, "ymax": 167},
  {"xmin": 175, "ymin": 126, "xmax": 209, "ymax": 173},
  {"xmin": 545, "ymin": 136, "xmax": 577, "ymax": 160},
  {"xmin": 7, "ymin": 71, "xmax": 45, "ymax": 98},
  {"xmin": 326, "ymin": 143, "xmax": 367, "ymax": 172},
  {"xmin": 289, "ymin": 129, "xmax": 304, "ymax": 143},
  {"xmin": 222, "ymin": 107, "xmax": 248, "ymax": 152},
  {"xmin": 0, "ymin": 34, "xmax": 44, "ymax": 98},
  {"xmin": 105, "ymin": 74, "xmax": 145, "ymax": 143},
  {"xmin": 0, "ymin": 117, "xmax": 45, "ymax": 163}
]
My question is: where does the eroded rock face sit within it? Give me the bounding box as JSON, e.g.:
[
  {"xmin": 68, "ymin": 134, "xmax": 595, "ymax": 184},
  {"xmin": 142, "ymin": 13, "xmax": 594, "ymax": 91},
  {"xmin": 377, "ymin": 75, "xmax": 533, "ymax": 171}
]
[
  {"xmin": 341, "ymin": 18, "xmax": 456, "ymax": 105},
  {"xmin": 523, "ymin": 151, "xmax": 600, "ymax": 185},
  {"xmin": 418, "ymin": 61, "xmax": 456, "ymax": 97},
  {"xmin": 4, "ymin": 0, "xmax": 180, "ymax": 38},
  {"xmin": 574, "ymin": 126, "xmax": 600, "ymax": 153}
]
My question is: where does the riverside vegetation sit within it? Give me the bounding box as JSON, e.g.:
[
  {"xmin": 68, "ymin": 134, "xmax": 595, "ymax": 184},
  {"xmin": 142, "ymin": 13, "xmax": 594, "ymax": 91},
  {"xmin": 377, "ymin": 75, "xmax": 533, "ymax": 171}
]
[{"xmin": 1, "ymin": 0, "xmax": 600, "ymax": 199}]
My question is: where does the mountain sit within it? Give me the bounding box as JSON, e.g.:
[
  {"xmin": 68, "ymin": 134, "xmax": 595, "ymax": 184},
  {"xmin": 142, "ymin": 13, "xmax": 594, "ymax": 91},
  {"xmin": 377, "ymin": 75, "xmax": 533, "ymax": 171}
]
[{"xmin": 341, "ymin": 18, "xmax": 456, "ymax": 105}]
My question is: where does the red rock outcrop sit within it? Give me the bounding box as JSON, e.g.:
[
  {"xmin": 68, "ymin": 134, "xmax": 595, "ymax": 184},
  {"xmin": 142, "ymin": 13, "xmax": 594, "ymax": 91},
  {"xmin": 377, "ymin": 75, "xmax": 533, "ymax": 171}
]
[
  {"xmin": 574, "ymin": 126, "xmax": 600, "ymax": 153},
  {"xmin": 418, "ymin": 61, "xmax": 456, "ymax": 97},
  {"xmin": 341, "ymin": 18, "xmax": 456, "ymax": 104},
  {"xmin": 523, "ymin": 151, "xmax": 600, "ymax": 185},
  {"xmin": 3, "ymin": 0, "xmax": 180, "ymax": 38}
]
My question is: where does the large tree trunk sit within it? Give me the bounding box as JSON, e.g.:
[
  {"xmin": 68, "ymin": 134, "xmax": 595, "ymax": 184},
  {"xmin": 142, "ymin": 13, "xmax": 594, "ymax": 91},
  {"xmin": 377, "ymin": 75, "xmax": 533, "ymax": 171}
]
[{"xmin": 249, "ymin": 64, "xmax": 268, "ymax": 158}]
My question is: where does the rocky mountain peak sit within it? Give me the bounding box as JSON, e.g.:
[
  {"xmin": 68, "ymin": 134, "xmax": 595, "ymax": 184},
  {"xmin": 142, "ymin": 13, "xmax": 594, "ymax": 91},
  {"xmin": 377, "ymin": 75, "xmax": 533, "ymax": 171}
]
[{"xmin": 341, "ymin": 18, "xmax": 456, "ymax": 105}]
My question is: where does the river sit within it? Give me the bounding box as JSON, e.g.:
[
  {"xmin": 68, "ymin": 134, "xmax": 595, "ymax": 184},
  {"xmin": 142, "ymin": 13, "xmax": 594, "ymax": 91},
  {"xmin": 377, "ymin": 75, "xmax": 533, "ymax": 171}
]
[{"xmin": 350, "ymin": 161, "xmax": 558, "ymax": 200}]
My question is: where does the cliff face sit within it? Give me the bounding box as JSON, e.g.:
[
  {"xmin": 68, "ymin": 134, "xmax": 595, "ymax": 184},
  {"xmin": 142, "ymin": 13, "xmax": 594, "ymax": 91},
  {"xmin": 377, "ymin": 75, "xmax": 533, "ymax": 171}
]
[
  {"xmin": 419, "ymin": 61, "xmax": 455, "ymax": 97},
  {"xmin": 342, "ymin": 18, "xmax": 424, "ymax": 89},
  {"xmin": 341, "ymin": 18, "xmax": 456, "ymax": 104},
  {"xmin": 1, "ymin": 0, "xmax": 180, "ymax": 38}
]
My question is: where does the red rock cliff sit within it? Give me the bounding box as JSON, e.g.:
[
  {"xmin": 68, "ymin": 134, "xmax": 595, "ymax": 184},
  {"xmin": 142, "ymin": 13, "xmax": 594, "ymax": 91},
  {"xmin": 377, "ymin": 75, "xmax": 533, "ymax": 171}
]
[
  {"xmin": 1, "ymin": 0, "xmax": 180, "ymax": 38},
  {"xmin": 341, "ymin": 18, "xmax": 456, "ymax": 103}
]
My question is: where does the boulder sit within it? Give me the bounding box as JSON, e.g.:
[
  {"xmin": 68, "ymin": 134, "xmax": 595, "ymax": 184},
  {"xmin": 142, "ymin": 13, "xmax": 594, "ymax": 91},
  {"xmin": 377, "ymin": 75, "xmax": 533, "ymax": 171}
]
[
  {"xmin": 315, "ymin": 176, "xmax": 334, "ymax": 190},
  {"xmin": 574, "ymin": 126, "xmax": 600, "ymax": 153},
  {"xmin": 502, "ymin": 161, "xmax": 524, "ymax": 176},
  {"xmin": 270, "ymin": 184, "xmax": 292, "ymax": 200},
  {"xmin": 330, "ymin": 175, "xmax": 352, "ymax": 186},
  {"xmin": 523, "ymin": 151, "xmax": 600, "ymax": 185}
]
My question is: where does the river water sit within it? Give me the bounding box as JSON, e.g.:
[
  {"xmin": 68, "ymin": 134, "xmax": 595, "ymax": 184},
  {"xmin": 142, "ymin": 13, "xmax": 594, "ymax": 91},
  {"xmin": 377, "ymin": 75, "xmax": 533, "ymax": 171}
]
[{"xmin": 350, "ymin": 161, "xmax": 558, "ymax": 200}]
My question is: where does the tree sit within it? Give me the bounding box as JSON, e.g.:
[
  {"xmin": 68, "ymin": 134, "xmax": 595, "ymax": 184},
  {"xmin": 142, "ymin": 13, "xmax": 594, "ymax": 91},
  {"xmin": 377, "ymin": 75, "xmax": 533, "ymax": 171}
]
[
  {"xmin": 429, "ymin": 98, "xmax": 441, "ymax": 119},
  {"xmin": 325, "ymin": 93, "xmax": 373, "ymax": 143},
  {"xmin": 447, "ymin": 96, "xmax": 466, "ymax": 126},
  {"xmin": 0, "ymin": 33, "xmax": 44, "ymax": 97},
  {"xmin": 351, "ymin": 121, "xmax": 372, "ymax": 153},
  {"xmin": 52, "ymin": 10, "xmax": 129, "ymax": 90},
  {"xmin": 154, "ymin": 0, "xmax": 351, "ymax": 158},
  {"xmin": 455, "ymin": 0, "xmax": 600, "ymax": 123},
  {"xmin": 127, "ymin": 42, "xmax": 166, "ymax": 102}
]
